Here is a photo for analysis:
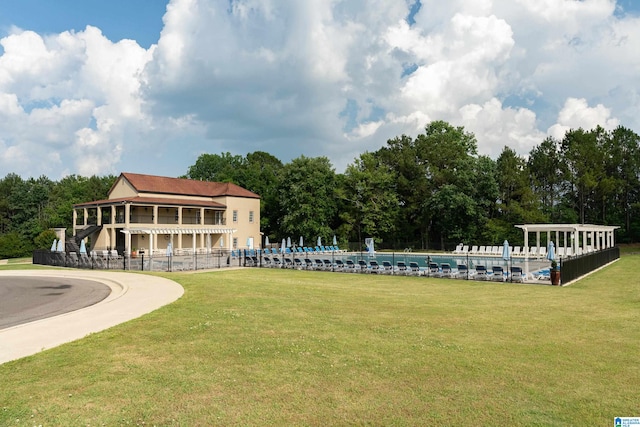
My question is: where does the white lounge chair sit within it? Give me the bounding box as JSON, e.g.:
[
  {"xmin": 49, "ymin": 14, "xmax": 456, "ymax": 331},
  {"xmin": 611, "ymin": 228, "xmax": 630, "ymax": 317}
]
[{"xmin": 491, "ymin": 266, "xmax": 505, "ymax": 282}]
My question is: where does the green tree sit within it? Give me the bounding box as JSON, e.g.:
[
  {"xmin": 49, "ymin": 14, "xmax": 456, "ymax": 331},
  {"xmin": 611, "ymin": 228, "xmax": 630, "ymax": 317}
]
[
  {"xmin": 277, "ymin": 156, "xmax": 337, "ymax": 243},
  {"xmin": 560, "ymin": 128, "xmax": 605, "ymax": 224},
  {"xmin": 239, "ymin": 151, "xmax": 283, "ymax": 239},
  {"xmin": 377, "ymin": 134, "xmax": 429, "ymax": 248},
  {"xmin": 339, "ymin": 152, "xmax": 399, "ymax": 247},
  {"xmin": 415, "ymin": 121, "xmax": 478, "ymax": 249},
  {"xmin": 528, "ymin": 137, "xmax": 563, "ymax": 221},
  {"xmin": 186, "ymin": 152, "xmax": 245, "ymax": 182},
  {"xmin": 34, "ymin": 229, "xmax": 58, "ymax": 250}
]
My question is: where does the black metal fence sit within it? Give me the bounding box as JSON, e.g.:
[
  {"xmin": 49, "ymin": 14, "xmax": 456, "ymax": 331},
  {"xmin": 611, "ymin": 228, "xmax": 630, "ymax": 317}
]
[
  {"xmin": 560, "ymin": 246, "xmax": 620, "ymax": 284},
  {"xmin": 33, "ymin": 249, "xmax": 250, "ymax": 272}
]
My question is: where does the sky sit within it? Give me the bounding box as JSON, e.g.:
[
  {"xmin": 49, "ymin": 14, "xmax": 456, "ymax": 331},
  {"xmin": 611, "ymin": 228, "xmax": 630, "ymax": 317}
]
[{"xmin": 1, "ymin": 0, "xmax": 639, "ymax": 179}]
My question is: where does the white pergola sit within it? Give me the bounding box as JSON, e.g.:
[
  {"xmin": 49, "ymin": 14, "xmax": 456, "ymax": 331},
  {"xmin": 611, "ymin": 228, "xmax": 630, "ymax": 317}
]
[
  {"xmin": 120, "ymin": 226, "xmax": 237, "ymax": 255},
  {"xmin": 515, "ymin": 223, "xmax": 619, "ymax": 259}
]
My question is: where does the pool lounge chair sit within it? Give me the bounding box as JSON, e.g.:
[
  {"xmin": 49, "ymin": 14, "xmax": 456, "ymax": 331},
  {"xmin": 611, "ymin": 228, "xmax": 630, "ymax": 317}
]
[
  {"xmin": 381, "ymin": 261, "xmax": 393, "ymax": 274},
  {"xmin": 294, "ymin": 258, "xmax": 303, "ymax": 269},
  {"xmin": 469, "ymin": 245, "xmax": 479, "ymax": 254},
  {"xmin": 369, "ymin": 260, "xmax": 381, "ymax": 274},
  {"xmin": 491, "ymin": 265, "xmax": 505, "ymax": 281},
  {"xmin": 334, "ymin": 259, "xmax": 345, "ymax": 272},
  {"xmin": 323, "ymin": 259, "xmax": 333, "ymax": 270},
  {"xmin": 474, "ymin": 265, "xmax": 488, "ymax": 280},
  {"xmin": 272, "ymin": 256, "xmax": 282, "ymax": 268},
  {"xmin": 357, "ymin": 260, "xmax": 369, "ymax": 273},
  {"xmin": 453, "ymin": 243, "xmax": 464, "ymax": 254},
  {"xmin": 304, "ymin": 258, "xmax": 314, "ymax": 270},
  {"xmin": 314, "ymin": 259, "xmax": 325, "ymax": 270},
  {"xmin": 456, "ymin": 264, "xmax": 469, "ymax": 279},
  {"xmin": 510, "ymin": 266, "xmax": 523, "ymax": 283},
  {"xmin": 440, "ymin": 263, "xmax": 452, "ymax": 278},
  {"xmin": 397, "ymin": 261, "xmax": 408, "ymax": 275},
  {"xmin": 427, "ymin": 262, "xmax": 440, "ymax": 277},
  {"xmin": 477, "ymin": 246, "xmax": 486, "ymax": 255},
  {"xmin": 408, "ymin": 262, "xmax": 421, "ymax": 276},
  {"xmin": 344, "ymin": 259, "xmax": 357, "ymax": 272},
  {"xmin": 283, "ymin": 258, "xmax": 294, "ymax": 268}
]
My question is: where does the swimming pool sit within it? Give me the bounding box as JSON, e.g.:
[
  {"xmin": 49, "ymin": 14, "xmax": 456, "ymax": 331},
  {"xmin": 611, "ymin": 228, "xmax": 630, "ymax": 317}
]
[{"xmin": 342, "ymin": 252, "xmax": 521, "ymax": 270}]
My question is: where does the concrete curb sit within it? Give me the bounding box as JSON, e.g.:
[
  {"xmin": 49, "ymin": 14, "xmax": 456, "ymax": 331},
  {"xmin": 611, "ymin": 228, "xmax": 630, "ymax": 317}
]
[{"xmin": 0, "ymin": 270, "xmax": 184, "ymax": 364}]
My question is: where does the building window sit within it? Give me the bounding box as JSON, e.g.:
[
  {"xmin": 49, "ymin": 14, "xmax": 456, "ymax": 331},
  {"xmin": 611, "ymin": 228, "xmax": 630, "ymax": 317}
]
[
  {"xmin": 249, "ymin": 210, "xmax": 254, "ymax": 223},
  {"xmin": 233, "ymin": 210, "xmax": 238, "ymax": 223},
  {"xmin": 233, "ymin": 237, "xmax": 238, "ymax": 249},
  {"xmin": 214, "ymin": 211, "xmax": 224, "ymax": 225}
]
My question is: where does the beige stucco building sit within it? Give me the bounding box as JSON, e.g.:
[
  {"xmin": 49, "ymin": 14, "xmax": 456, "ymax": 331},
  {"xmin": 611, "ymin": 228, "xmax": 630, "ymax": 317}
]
[{"xmin": 73, "ymin": 172, "xmax": 261, "ymax": 255}]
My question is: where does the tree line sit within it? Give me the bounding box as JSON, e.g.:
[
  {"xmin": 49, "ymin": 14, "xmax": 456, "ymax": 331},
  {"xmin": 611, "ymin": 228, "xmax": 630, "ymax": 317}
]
[{"xmin": 1, "ymin": 120, "xmax": 638, "ymax": 258}]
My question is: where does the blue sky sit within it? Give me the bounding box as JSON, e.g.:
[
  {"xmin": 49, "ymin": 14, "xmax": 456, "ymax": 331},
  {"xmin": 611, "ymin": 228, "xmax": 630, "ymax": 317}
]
[
  {"xmin": 1, "ymin": 0, "xmax": 639, "ymax": 179},
  {"xmin": 0, "ymin": 0, "xmax": 166, "ymax": 48}
]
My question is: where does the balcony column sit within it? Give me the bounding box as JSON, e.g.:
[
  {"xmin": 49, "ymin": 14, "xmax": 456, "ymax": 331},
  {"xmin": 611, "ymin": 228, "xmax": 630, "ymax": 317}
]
[
  {"xmin": 150, "ymin": 233, "xmax": 156, "ymax": 255},
  {"xmin": 153, "ymin": 206, "xmax": 158, "ymax": 225},
  {"xmin": 97, "ymin": 206, "xmax": 102, "ymax": 226},
  {"xmin": 125, "ymin": 204, "xmax": 130, "ymax": 228},
  {"xmin": 84, "ymin": 208, "xmax": 89, "ymax": 226},
  {"xmin": 177, "ymin": 207, "xmax": 182, "ymax": 225}
]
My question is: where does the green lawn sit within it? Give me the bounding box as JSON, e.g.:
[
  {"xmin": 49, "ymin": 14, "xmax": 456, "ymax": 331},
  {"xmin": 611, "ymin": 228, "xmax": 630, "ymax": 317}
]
[{"xmin": 1, "ymin": 256, "xmax": 639, "ymax": 426}]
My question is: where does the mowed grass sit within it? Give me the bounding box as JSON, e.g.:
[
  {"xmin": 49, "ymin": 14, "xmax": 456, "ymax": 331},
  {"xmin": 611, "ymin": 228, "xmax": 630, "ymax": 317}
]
[{"xmin": 1, "ymin": 256, "xmax": 639, "ymax": 426}]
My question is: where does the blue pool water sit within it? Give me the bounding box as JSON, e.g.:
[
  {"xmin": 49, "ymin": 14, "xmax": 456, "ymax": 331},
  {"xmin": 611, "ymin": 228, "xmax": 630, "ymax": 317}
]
[{"xmin": 342, "ymin": 252, "xmax": 520, "ymax": 270}]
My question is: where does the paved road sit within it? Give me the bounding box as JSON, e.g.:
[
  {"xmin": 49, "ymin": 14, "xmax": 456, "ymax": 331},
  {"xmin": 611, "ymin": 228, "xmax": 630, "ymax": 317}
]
[
  {"xmin": 0, "ymin": 270, "xmax": 184, "ymax": 364},
  {"xmin": 0, "ymin": 276, "xmax": 111, "ymax": 329}
]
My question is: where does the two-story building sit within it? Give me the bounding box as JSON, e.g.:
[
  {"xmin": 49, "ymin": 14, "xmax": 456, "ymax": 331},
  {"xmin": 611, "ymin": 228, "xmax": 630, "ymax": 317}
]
[{"xmin": 72, "ymin": 172, "xmax": 261, "ymax": 255}]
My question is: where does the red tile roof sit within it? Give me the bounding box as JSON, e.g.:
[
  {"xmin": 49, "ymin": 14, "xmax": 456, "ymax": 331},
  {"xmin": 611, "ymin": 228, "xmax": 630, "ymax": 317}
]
[
  {"xmin": 74, "ymin": 196, "xmax": 226, "ymax": 209},
  {"xmin": 117, "ymin": 172, "xmax": 260, "ymax": 199}
]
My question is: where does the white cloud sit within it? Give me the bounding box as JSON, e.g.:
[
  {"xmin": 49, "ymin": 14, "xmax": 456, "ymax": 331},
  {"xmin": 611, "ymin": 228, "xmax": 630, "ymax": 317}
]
[
  {"xmin": 0, "ymin": 26, "xmax": 153, "ymax": 178},
  {"xmin": 0, "ymin": 0, "xmax": 639, "ymax": 178},
  {"xmin": 547, "ymin": 97, "xmax": 620, "ymax": 140}
]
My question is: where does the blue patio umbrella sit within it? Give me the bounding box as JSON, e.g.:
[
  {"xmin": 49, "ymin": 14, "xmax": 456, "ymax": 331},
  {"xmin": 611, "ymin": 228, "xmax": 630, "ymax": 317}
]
[
  {"xmin": 281, "ymin": 238, "xmax": 286, "ymax": 253},
  {"xmin": 366, "ymin": 238, "xmax": 375, "ymax": 255},
  {"xmin": 220, "ymin": 236, "xmax": 224, "ymax": 247},
  {"xmin": 79, "ymin": 240, "xmax": 87, "ymax": 254},
  {"xmin": 51, "ymin": 239, "xmax": 57, "ymax": 252},
  {"xmin": 547, "ymin": 241, "xmax": 555, "ymax": 261},
  {"xmin": 265, "ymin": 236, "xmax": 269, "ymax": 246},
  {"xmin": 317, "ymin": 236, "xmax": 322, "ymax": 247},
  {"xmin": 166, "ymin": 242, "xmax": 173, "ymax": 256},
  {"xmin": 333, "ymin": 235, "xmax": 337, "ymax": 246},
  {"xmin": 502, "ymin": 240, "xmax": 511, "ymax": 282},
  {"xmin": 56, "ymin": 239, "xmax": 64, "ymax": 252},
  {"xmin": 502, "ymin": 240, "xmax": 511, "ymax": 260},
  {"xmin": 287, "ymin": 237, "xmax": 291, "ymax": 247},
  {"xmin": 299, "ymin": 236, "xmax": 304, "ymax": 247}
]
